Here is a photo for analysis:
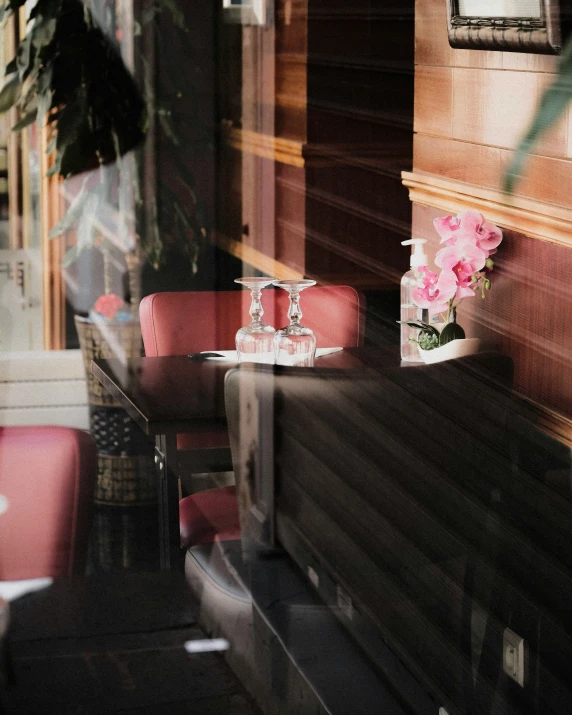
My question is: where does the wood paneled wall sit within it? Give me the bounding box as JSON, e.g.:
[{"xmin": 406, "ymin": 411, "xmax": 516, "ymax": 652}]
[
  {"xmin": 411, "ymin": 0, "xmax": 572, "ymax": 427},
  {"xmin": 305, "ymin": 0, "xmax": 414, "ymax": 287},
  {"xmin": 414, "ymin": 0, "xmax": 572, "ymax": 203},
  {"xmin": 215, "ymin": 0, "xmax": 415, "ymax": 290}
]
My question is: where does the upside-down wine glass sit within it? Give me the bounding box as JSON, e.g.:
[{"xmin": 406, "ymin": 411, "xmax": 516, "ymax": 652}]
[
  {"xmin": 235, "ymin": 277, "xmax": 276, "ymax": 363},
  {"xmin": 273, "ymin": 279, "xmax": 317, "ymax": 366}
]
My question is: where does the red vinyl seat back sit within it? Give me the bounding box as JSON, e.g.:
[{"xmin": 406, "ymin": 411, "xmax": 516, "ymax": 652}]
[
  {"xmin": 140, "ymin": 286, "xmax": 364, "ymax": 357},
  {"xmin": 0, "ymin": 426, "xmax": 97, "ymax": 580}
]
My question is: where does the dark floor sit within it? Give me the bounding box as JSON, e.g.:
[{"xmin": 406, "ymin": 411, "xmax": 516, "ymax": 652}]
[{"xmin": 3, "ymin": 507, "xmax": 261, "ymax": 715}]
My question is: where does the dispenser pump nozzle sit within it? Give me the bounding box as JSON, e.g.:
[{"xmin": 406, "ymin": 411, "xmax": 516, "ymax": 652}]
[{"xmin": 401, "ymin": 238, "xmax": 428, "ymax": 269}]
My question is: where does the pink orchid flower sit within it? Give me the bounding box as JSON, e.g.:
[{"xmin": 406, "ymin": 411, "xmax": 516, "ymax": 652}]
[
  {"xmin": 435, "ymin": 239, "xmax": 486, "ymax": 274},
  {"xmin": 475, "ymin": 220, "xmax": 502, "ymax": 253},
  {"xmin": 433, "ymin": 214, "xmax": 463, "ymax": 242},
  {"xmin": 434, "ymin": 210, "xmax": 502, "ymax": 256},
  {"xmin": 435, "ymin": 240, "xmax": 488, "ymax": 300},
  {"xmin": 412, "ymin": 266, "xmax": 457, "ymax": 315}
]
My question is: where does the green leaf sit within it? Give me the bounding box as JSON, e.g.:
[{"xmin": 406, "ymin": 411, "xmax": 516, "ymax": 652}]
[
  {"xmin": 156, "ymin": 0, "xmax": 187, "ymax": 30},
  {"xmin": 61, "ymin": 244, "xmax": 79, "ymax": 268},
  {"xmin": 0, "ymin": 73, "xmax": 21, "ymax": 112},
  {"xmin": 11, "ymin": 109, "xmax": 37, "ymax": 131},
  {"xmin": 4, "ymin": 57, "xmax": 17, "ymax": 75},
  {"xmin": 439, "ymin": 322, "xmax": 466, "ymax": 346},
  {"xmin": 504, "ymin": 36, "xmax": 572, "ymax": 193},
  {"xmin": 417, "ymin": 332, "xmax": 439, "ymax": 350},
  {"xmin": 31, "ymin": 17, "xmax": 57, "ymax": 51},
  {"xmin": 400, "ymin": 321, "xmax": 440, "ymax": 337},
  {"xmin": 1, "ymin": 0, "xmax": 27, "ymax": 24},
  {"xmin": 48, "ymin": 176, "xmax": 90, "ymax": 238}
]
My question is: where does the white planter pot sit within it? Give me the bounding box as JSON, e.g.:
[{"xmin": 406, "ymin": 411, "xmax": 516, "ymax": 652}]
[{"xmin": 418, "ymin": 338, "xmax": 481, "ymax": 365}]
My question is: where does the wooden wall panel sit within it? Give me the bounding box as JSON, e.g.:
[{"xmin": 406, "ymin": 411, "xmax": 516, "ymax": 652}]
[
  {"xmin": 499, "ymin": 150, "xmax": 572, "ymax": 207},
  {"xmin": 413, "ymin": 66, "xmax": 452, "ymax": 137},
  {"xmin": 275, "ymin": 0, "xmax": 308, "ymax": 140},
  {"xmin": 275, "ymin": 163, "xmax": 306, "ymax": 273},
  {"xmin": 410, "ymin": 0, "xmax": 572, "ymax": 425},
  {"xmin": 414, "ymin": 0, "xmax": 571, "ymax": 204},
  {"xmin": 306, "ymin": 0, "xmax": 414, "ymax": 289},
  {"xmin": 452, "ymin": 69, "xmax": 540, "ymax": 149},
  {"xmin": 413, "ymin": 135, "xmax": 501, "ymax": 187}
]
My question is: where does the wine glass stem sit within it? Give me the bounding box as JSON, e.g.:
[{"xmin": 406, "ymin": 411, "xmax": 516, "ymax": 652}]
[
  {"xmin": 288, "ymin": 290, "xmax": 302, "ymax": 326},
  {"xmin": 250, "ymin": 288, "xmax": 264, "ymax": 325}
]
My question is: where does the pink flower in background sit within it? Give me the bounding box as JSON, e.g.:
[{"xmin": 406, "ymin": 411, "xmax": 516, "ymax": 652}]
[
  {"xmin": 94, "ymin": 293, "xmax": 125, "ymax": 320},
  {"xmin": 412, "ymin": 266, "xmax": 457, "ymax": 315}
]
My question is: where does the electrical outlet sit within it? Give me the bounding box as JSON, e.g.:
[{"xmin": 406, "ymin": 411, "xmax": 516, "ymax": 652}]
[{"xmin": 503, "ymin": 628, "xmax": 525, "ymax": 686}]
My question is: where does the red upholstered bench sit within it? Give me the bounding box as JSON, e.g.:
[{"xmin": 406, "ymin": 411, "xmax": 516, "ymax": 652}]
[
  {"xmin": 179, "ymin": 486, "xmax": 240, "ymax": 549},
  {"xmin": 0, "ymin": 426, "xmax": 97, "ymax": 580}
]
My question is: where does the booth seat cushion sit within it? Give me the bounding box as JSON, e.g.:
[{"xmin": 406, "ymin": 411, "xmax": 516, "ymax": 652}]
[
  {"xmin": 0, "ymin": 426, "xmax": 97, "ymax": 580},
  {"xmin": 179, "ymin": 485, "xmax": 240, "ymax": 549},
  {"xmin": 176, "ymin": 429, "xmax": 229, "ymax": 451}
]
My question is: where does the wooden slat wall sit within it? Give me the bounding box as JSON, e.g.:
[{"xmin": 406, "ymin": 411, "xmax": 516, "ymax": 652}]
[
  {"xmin": 305, "ymin": 0, "xmax": 414, "ymax": 287},
  {"xmin": 216, "ymin": 0, "xmax": 415, "ymax": 288},
  {"xmin": 411, "ymin": 0, "xmax": 572, "ymax": 424},
  {"xmin": 414, "ymin": 0, "xmax": 572, "ymax": 201}
]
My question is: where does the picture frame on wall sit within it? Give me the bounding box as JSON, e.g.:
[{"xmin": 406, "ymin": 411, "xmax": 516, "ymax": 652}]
[
  {"xmin": 222, "ymin": 0, "xmax": 270, "ymax": 26},
  {"xmin": 447, "ymin": 0, "xmax": 562, "ymax": 53}
]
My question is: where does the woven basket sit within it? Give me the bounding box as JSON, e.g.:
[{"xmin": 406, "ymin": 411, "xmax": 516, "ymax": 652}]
[
  {"xmin": 95, "ymin": 454, "xmax": 156, "ymax": 505},
  {"xmin": 75, "ymin": 315, "xmax": 156, "ymax": 506}
]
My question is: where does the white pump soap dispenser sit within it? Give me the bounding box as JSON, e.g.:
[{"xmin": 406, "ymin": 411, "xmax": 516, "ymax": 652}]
[{"xmin": 400, "ymin": 238, "xmax": 428, "ymax": 362}]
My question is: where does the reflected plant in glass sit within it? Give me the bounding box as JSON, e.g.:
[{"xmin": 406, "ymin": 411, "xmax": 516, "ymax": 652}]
[
  {"xmin": 273, "ymin": 279, "xmax": 317, "ymax": 366},
  {"xmin": 235, "ymin": 277, "xmax": 276, "ymax": 363}
]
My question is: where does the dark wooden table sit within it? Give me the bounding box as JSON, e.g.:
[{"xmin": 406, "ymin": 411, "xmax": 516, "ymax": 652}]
[{"xmin": 92, "ymin": 348, "xmax": 399, "ymax": 569}]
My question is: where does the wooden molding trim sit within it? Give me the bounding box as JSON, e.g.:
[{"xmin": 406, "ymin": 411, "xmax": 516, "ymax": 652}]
[
  {"xmin": 402, "ymin": 171, "xmax": 572, "ymax": 249},
  {"xmin": 223, "ymin": 128, "xmax": 367, "ymax": 168},
  {"xmin": 517, "ymin": 394, "xmax": 572, "ymax": 450},
  {"xmin": 225, "ymin": 128, "xmax": 306, "ymax": 168},
  {"xmin": 212, "ymin": 233, "xmax": 304, "ymax": 280}
]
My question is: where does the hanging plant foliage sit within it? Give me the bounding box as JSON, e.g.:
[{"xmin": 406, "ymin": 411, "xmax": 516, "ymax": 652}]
[{"xmin": 0, "ymin": 0, "xmax": 147, "ymax": 178}]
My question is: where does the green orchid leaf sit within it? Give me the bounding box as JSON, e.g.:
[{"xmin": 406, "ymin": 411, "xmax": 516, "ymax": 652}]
[
  {"xmin": 504, "ymin": 36, "xmax": 572, "ymax": 194},
  {"xmin": 401, "ymin": 321, "xmax": 440, "ymax": 337},
  {"xmin": 439, "ymin": 322, "xmax": 466, "ymax": 346}
]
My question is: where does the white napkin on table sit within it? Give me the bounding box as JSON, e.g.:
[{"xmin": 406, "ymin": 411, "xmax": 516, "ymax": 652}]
[
  {"xmin": 202, "ymin": 347, "xmax": 343, "ymax": 361},
  {"xmin": 0, "ymin": 578, "xmax": 53, "ymax": 602}
]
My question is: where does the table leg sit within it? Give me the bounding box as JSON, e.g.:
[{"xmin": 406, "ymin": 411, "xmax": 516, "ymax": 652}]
[{"xmin": 155, "ymin": 434, "xmax": 181, "ymax": 570}]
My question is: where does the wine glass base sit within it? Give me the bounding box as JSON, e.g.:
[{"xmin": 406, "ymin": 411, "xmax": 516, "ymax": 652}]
[
  {"xmin": 274, "ymin": 331, "xmax": 316, "ymax": 367},
  {"xmin": 236, "ymin": 325, "xmax": 276, "ymax": 364}
]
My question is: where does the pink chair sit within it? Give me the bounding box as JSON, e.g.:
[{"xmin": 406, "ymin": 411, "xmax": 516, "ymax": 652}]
[
  {"xmin": 0, "ymin": 426, "xmax": 97, "ymax": 580},
  {"xmin": 139, "ymin": 286, "xmax": 365, "ymax": 549}
]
